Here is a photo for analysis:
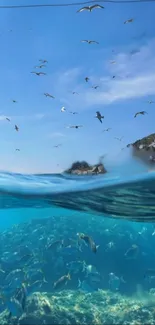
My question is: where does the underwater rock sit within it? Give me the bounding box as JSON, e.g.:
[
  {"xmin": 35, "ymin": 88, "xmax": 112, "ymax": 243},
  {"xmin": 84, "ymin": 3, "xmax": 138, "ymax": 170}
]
[
  {"xmin": 65, "ymin": 160, "xmax": 107, "ymax": 175},
  {"xmin": 12, "ymin": 289, "xmax": 155, "ymax": 324},
  {"xmin": 130, "ymin": 133, "xmax": 155, "ymax": 165},
  {"xmin": 0, "ymin": 309, "xmax": 16, "ymax": 325}
]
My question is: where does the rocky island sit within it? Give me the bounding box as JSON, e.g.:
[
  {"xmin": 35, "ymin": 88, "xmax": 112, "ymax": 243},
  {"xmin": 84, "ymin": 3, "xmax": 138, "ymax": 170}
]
[
  {"xmin": 65, "ymin": 160, "xmax": 107, "ymax": 175},
  {"xmin": 130, "ymin": 133, "xmax": 155, "ymax": 165}
]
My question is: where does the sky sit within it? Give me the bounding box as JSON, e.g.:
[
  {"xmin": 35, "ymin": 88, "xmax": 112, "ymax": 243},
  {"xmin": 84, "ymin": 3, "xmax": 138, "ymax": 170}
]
[{"xmin": 0, "ymin": 0, "xmax": 155, "ymax": 173}]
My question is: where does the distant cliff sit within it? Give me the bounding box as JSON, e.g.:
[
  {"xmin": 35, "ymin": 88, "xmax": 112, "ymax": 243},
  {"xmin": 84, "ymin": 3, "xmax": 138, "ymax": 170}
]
[
  {"xmin": 130, "ymin": 133, "xmax": 155, "ymax": 165},
  {"xmin": 65, "ymin": 160, "xmax": 107, "ymax": 175}
]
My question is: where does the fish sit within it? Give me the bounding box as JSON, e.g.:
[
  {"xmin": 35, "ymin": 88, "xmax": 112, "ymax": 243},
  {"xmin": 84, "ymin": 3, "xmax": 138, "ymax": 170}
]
[
  {"xmin": 87, "ymin": 272, "xmax": 101, "ymax": 283},
  {"xmin": 5, "ymin": 269, "xmax": 24, "ymax": 283},
  {"xmin": 85, "ymin": 264, "xmax": 97, "ymax": 275},
  {"xmin": 18, "ymin": 254, "xmax": 34, "ymax": 264},
  {"xmin": 124, "ymin": 244, "xmax": 139, "ymax": 259},
  {"xmin": 66, "ymin": 260, "xmax": 86, "ymax": 274},
  {"xmin": 46, "ymin": 239, "xmax": 64, "ymax": 251},
  {"xmin": 77, "ymin": 233, "xmax": 99, "ymax": 253},
  {"xmin": 53, "ymin": 273, "xmax": 71, "ymax": 290},
  {"xmin": 144, "ymin": 269, "xmax": 155, "ymax": 278}
]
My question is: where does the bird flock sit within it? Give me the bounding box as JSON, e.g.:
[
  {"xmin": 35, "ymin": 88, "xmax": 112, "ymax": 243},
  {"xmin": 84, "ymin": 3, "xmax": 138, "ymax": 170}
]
[{"xmin": 4, "ymin": 3, "xmax": 153, "ymax": 155}]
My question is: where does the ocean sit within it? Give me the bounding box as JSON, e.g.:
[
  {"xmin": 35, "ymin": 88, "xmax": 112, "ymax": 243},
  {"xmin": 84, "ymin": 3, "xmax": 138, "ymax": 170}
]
[{"xmin": 0, "ymin": 159, "xmax": 155, "ymax": 324}]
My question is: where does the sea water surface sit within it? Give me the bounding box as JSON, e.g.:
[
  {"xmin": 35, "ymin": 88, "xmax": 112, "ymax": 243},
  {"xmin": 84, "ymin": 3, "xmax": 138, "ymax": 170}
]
[{"xmin": 0, "ymin": 158, "xmax": 155, "ymax": 224}]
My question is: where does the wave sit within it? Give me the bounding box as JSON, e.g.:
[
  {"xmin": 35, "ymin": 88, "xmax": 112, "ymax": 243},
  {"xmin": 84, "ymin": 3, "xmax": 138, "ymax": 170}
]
[{"xmin": 0, "ymin": 166, "xmax": 155, "ymax": 223}]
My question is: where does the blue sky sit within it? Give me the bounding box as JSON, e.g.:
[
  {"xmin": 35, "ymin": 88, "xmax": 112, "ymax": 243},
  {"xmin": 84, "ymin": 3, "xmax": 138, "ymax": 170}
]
[{"xmin": 0, "ymin": 0, "xmax": 155, "ymax": 173}]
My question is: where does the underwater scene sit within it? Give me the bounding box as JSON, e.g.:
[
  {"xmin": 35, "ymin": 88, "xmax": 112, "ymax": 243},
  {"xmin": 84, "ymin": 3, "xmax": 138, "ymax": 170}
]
[
  {"xmin": 1, "ymin": 0, "xmax": 155, "ymax": 324},
  {"xmin": 0, "ymin": 165, "xmax": 155, "ymax": 325}
]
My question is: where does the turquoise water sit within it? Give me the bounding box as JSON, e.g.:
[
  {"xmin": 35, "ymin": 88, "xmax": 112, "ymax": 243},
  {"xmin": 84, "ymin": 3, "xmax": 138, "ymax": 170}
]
[{"xmin": 1, "ymin": 160, "xmax": 155, "ymax": 324}]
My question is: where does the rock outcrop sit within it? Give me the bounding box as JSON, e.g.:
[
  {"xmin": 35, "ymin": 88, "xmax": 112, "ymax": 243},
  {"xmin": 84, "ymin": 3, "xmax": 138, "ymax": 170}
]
[
  {"xmin": 65, "ymin": 160, "xmax": 107, "ymax": 175},
  {"xmin": 4, "ymin": 290, "xmax": 155, "ymax": 325},
  {"xmin": 130, "ymin": 133, "xmax": 155, "ymax": 165}
]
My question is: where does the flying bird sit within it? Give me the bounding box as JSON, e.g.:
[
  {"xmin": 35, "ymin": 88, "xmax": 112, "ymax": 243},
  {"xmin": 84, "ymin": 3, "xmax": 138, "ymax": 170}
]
[
  {"xmin": 112, "ymin": 76, "xmax": 115, "ymax": 79},
  {"xmin": 147, "ymin": 100, "xmax": 154, "ymax": 104},
  {"xmin": 53, "ymin": 144, "xmax": 62, "ymax": 148},
  {"xmin": 114, "ymin": 136, "xmax": 124, "ymax": 141},
  {"xmin": 95, "ymin": 111, "xmax": 104, "ymax": 123},
  {"xmin": 134, "ymin": 111, "xmax": 148, "ymax": 118},
  {"xmin": 44, "ymin": 93, "xmax": 55, "ymax": 98},
  {"xmin": 110, "ymin": 60, "xmax": 116, "ymax": 64},
  {"xmin": 35, "ymin": 64, "xmax": 46, "ymax": 69},
  {"xmin": 69, "ymin": 111, "xmax": 78, "ymax": 115},
  {"xmin": 12, "ymin": 99, "xmax": 17, "ymax": 103},
  {"xmin": 92, "ymin": 85, "xmax": 99, "ymax": 89},
  {"xmin": 85, "ymin": 77, "xmax": 89, "ymax": 82},
  {"xmin": 72, "ymin": 91, "xmax": 79, "ymax": 95},
  {"xmin": 66, "ymin": 125, "xmax": 83, "ymax": 129},
  {"xmin": 15, "ymin": 125, "xmax": 19, "ymax": 132},
  {"xmin": 81, "ymin": 40, "xmax": 99, "ymax": 44},
  {"xmin": 77, "ymin": 4, "xmax": 104, "ymax": 13},
  {"xmin": 124, "ymin": 18, "xmax": 134, "ymax": 24},
  {"xmin": 31, "ymin": 72, "xmax": 46, "ymax": 76},
  {"xmin": 16, "ymin": 149, "xmax": 20, "ymax": 151},
  {"xmin": 61, "ymin": 107, "xmax": 66, "ymax": 112},
  {"xmin": 103, "ymin": 128, "xmax": 111, "ymax": 132},
  {"xmin": 39, "ymin": 59, "xmax": 48, "ymax": 63},
  {"xmin": 6, "ymin": 117, "xmax": 10, "ymax": 122}
]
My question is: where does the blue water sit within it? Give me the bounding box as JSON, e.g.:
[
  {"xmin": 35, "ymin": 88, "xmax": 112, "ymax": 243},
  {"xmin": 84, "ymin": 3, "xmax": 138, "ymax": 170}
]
[
  {"xmin": 0, "ymin": 158, "xmax": 155, "ymax": 224},
  {"xmin": 0, "ymin": 159, "xmax": 155, "ymax": 324}
]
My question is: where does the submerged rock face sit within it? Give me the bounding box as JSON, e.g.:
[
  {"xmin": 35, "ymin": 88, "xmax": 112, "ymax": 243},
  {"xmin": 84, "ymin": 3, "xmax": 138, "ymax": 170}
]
[
  {"xmin": 6, "ymin": 290, "xmax": 155, "ymax": 325},
  {"xmin": 131, "ymin": 133, "xmax": 155, "ymax": 165},
  {"xmin": 65, "ymin": 160, "xmax": 107, "ymax": 175}
]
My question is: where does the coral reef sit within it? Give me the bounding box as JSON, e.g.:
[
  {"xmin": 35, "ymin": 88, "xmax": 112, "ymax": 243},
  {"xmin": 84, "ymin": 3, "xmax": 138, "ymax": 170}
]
[
  {"xmin": 3, "ymin": 289, "xmax": 155, "ymax": 324},
  {"xmin": 65, "ymin": 160, "xmax": 107, "ymax": 175}
]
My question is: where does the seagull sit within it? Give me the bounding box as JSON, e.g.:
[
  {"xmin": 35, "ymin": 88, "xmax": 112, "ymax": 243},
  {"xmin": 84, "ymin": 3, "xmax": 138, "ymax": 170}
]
[
  {"xmin": 103, "ymin": 128, "xmax": 111, "ymax": 132},
  {"xmin": 85, "ymin": 77, "xmax": 89, "ymax": 82},
  {"xmin": 6, "ymin": 117, "xmax": 10, "ymax": 122},
  {"xmin": 77, "ymin": 4, "xmax": 104, "ymax": 13},
  {"xmin": 124, "ymin": 18, "xmax": 134, "ymax": 24},
  {"xmin": 92, "ymin": 85, "xmax": 99, "ymax": 89},
  {"xmin": 16, "ymin": 149, "xmax": 20, "ymax": 151},
  {"xmin": 31, "ymin": 72, "xmax": 46, "ymax": 76},
  {"xmin": 44, "ymin": 93, "xmax": 55, "ymax": 98},
  {"xmin": 95, "ymin": 111, "xmax": 104, "ymax": 123},
  {"xmin": 110, "ymin": 60, "xmax": 116, "ymax": 64},
  {"xmin": 134, "ymin": 111, "xmax": 148, "ymax": 118},
  {"xmin": 53, "ymin": 144, "xmax": 62, "ymax": 148},
  {"xmin": 147, "ymin": 100, "xmax": 154, "ymax": 104},
  {"xmin": 39, "ymin": 59, "xmax": 48, "ymax": 63},
  {"xmin": 61, "ymin": 107, "xmax": 66, "ymax": 112},
  {"xmin": 81, "ymin": 40, "xmax": 99, "ymax": 44},
  {"xmin": 35, "ymin": 64, "xmax": 46, "ymax": 69},
  {"xmin": 114, "ymin": 136, "xmax": 124, "ymax": 141},
  {"xmin": 69, "ymin": 111, "xmax": 78, "ymax": 115},
  {"xmin": 66, "ymin": 125, "xmax": 83, "ymax": 129},
  {"xmin": 15, "ymin": 125, "xmax": 19, "ymax": 132},
  {"xmin": 72, "ymin": 91, "xmax": 79, "ymax": 95}
]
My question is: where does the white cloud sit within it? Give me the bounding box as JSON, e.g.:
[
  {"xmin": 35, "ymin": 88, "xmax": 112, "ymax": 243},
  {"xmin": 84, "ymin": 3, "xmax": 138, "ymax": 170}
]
[{"xmin": 50, "ymin": 39, "xmax": 155, "ymax": 109}]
